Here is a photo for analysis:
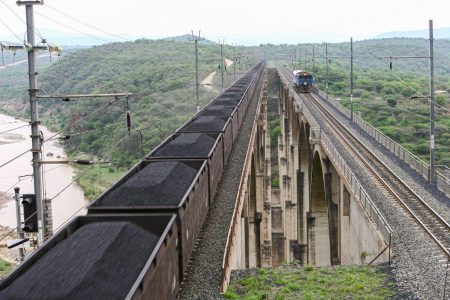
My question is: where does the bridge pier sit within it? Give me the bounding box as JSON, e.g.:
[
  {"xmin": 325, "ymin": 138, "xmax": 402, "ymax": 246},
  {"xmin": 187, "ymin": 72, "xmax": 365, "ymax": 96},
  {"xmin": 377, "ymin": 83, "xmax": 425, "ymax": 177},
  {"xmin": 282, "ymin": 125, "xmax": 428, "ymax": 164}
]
[
  {"xmin": 226, "ymin": 68, "xmax": 389, "ymax": 276},
  {"xmin": 269, "ymin": 68, "xmax": 389, "ymax": 267}
]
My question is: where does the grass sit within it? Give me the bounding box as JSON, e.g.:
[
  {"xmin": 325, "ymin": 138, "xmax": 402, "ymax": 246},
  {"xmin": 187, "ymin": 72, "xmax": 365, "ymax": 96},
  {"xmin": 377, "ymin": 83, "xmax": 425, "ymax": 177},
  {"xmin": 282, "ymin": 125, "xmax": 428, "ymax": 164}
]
[
  {"xmin": 0, "ymin": 259, "xmax": 12, "ymax": 277},
  {"xmin": 224, "ymin": 265, "xmax": 395, "ymax": 300},
  {"xmin": 75, "ymin": 164, "xmax": 126, "ymax": 200}
]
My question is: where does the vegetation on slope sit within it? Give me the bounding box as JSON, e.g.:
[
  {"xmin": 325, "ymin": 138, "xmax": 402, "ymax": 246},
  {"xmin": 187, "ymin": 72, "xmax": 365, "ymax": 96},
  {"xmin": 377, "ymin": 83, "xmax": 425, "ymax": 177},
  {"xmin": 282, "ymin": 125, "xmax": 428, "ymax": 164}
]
[
  {"xmin": 0, "ymin": 259, "xmax": 12, "ymax": 278},
  {"xmin": 225, "ymin": 265, "xmax": 395, "ymax": 299},
  {"xmin": 259, "ymin": 38, "xmax": 450, "ymax": 167},
  {"xmin": 0, "ymin": 39, "xmax": 255, "ymax": 199}
]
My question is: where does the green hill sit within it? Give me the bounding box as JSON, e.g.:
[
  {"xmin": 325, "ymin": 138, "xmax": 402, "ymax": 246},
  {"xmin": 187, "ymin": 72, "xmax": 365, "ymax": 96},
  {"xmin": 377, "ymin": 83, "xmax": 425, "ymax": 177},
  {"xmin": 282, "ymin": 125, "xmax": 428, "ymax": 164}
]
[
  {"xmin": 0, "ymin": 39, "xmax": 255, "ymax": 198},
  {"xmin": 258, "ymin": 38, "xmax": 450, "ymax": 167},
  {"xmin": 1, "ymin": 37, "xmax": 448, "ymax": 198}
]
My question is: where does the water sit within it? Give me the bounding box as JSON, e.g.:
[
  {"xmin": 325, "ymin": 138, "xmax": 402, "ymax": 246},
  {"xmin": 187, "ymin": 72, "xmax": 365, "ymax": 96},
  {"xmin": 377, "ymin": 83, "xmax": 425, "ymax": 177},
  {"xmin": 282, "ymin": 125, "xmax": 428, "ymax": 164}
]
[{"xmin": 0, "ymin": 113, "xmax": 87, "ymax": 231}]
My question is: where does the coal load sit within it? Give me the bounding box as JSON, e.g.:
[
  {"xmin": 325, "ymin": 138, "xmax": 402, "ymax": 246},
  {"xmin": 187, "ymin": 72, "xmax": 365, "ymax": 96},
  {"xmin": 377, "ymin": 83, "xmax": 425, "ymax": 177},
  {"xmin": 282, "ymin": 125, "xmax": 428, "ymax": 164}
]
[
  {"xmin": 199, "ymin": 105, "xmax": 235, "ymax": 117},
  {"xmin": 180, "ymin": 116, "xmax": 226, "ymax": 132},
  {"xmin": 0, "ymin": 222, "xmax": 159, "ymax": 300},
  {"xmin": 153, "ymin": 133, "xmax": 215, "ymax": 157},
  {"xmin": 98, "ymin": 161, "xmax": 197, "ymax": 206},
  {"xmin": 214, "ymin": 98, "xmax": 240, "ymax": 107}
]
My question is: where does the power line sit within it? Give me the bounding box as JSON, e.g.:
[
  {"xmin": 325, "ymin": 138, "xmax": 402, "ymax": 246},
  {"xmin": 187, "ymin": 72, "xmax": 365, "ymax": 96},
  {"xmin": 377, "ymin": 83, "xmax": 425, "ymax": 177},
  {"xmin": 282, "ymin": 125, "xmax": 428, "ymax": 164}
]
[
  {"xmin": 0, "ymin": 0, "xmax": 44, "ymax": 40},
  {"xmin": 35, "ymin": 12, "xmax": 112, "ymax": 44},
  {"xmin": 42, "ymin": 97, "xmax": 120, "ymax": 144},
  {"xmin": 0, "ymin": 17, "xmax": 23, "ymax": 43},
  {"xmin": 0, "ymin": 123, "xmax": 28, "ymax": 135},
  {"xmin": 43, "ymin": 3, "xmax": 132, "ymax": 42},
  {"xmin": 365, "ymin": 50, "xmax": 450, "ymax": 113},
  {"xmin": 0, "ymin": 148, "xmax": 32, "ymax": 169},
  {"xmin": 0, "ymin": 98, "xmax": 119, "ymax": 170}
]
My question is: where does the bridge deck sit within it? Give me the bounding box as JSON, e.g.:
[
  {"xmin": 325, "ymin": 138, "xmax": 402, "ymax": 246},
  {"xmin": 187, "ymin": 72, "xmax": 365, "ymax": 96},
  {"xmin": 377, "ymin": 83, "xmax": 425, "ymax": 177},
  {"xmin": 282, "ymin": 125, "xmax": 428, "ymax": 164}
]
[
  {"xmin": 279, "ymin": 66, "xmax": 450, "ymax": 299},
  {"xmin": 179, "ymin": 74, "xmax": 263, "ymax": 299}
]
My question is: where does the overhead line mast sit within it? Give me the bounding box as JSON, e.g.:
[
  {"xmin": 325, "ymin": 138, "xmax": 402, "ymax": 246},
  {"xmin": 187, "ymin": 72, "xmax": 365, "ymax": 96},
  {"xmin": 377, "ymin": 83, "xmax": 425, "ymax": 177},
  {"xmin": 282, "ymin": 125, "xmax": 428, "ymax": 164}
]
[
  {"xmin": 12, "ymin": 1, "xmax": 133, "ymax": 246},
  {"xmin": 17, "ymin": 0, "xmax": 47, "ymax": 242},
  {"xmin": 188, "ymin": 30, "xmax": 204, "ymax": 113}
]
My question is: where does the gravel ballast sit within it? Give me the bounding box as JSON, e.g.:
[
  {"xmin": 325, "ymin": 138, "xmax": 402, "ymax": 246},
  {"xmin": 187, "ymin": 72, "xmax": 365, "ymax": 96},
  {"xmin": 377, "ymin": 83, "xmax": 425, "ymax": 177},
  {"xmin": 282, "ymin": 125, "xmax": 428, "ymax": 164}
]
[
  {"xmin": 297, "ymin": 88, "xmax": 450, "ymax": 299},
  {"xmin": 0, "ymin": 222, "xmax": 160, "ymax": 300},
  {"xmin": 179, "ymin": 71, "xmax": 263, "ymax": 299},
  {"xmin": 97, "ymin": 161, "xmax": 198, "ymax": 207}
]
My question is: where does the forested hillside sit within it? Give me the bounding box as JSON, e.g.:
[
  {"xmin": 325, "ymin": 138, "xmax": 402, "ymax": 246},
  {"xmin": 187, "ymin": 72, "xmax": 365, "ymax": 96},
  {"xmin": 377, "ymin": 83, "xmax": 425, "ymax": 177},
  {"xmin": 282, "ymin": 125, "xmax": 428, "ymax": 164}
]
[
  {"xmin": 2, "ymin": 38, "xmax": 448, "ymax": 197},
  {"xmin": 259, "ymin": 38, "xmax": 450, "ymax": 167},
  {"xmin": 0, "ymin": 39, "xmax": 255, "ymax": 198}
]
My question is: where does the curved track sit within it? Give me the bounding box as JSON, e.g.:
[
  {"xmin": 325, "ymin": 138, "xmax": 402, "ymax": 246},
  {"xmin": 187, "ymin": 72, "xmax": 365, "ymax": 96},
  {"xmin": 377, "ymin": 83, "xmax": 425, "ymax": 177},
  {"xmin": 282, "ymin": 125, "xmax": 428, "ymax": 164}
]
[{"xmin": 279, "ymin": 66, "xmax": 450, "ymax": 261}]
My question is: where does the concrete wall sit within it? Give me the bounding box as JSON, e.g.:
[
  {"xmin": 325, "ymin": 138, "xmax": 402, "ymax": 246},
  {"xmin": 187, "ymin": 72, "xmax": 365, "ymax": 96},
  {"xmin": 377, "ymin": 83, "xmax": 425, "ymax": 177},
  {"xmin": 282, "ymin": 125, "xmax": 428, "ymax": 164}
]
[{"xmin": 232, "ymin": 68, "xmax": 389, "ymax": 270}]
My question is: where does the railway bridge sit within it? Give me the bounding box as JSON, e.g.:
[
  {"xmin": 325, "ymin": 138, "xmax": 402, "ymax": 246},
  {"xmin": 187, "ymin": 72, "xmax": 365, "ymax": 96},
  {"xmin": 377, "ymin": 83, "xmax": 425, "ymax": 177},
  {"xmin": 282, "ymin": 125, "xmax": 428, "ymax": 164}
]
[
  {"xmin": 1, "ymin": 62, "xmax": 449, "ymax": 300},
  {"xmin": 181, "ymin": 64, "xmax": 450, "ymax": 299}
]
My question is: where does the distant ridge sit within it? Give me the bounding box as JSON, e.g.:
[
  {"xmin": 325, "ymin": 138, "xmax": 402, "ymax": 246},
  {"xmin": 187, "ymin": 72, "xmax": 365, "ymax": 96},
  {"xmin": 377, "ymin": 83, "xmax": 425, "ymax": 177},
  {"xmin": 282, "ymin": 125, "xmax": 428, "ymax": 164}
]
[
  {"xmin": 162, "ymin": 34, "xmax": 216, "ymax": 44},
  {"xmin": 375, "ymin": 27, "xmax": 450, "ymax": 39}
]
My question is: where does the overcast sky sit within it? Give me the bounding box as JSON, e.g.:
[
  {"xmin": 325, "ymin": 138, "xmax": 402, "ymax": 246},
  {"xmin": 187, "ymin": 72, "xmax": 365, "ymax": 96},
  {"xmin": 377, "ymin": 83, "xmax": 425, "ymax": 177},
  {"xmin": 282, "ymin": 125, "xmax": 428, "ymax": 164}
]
[{"xmin": 1, "ymin": 0, "xmax": 450, "ymax": 43}]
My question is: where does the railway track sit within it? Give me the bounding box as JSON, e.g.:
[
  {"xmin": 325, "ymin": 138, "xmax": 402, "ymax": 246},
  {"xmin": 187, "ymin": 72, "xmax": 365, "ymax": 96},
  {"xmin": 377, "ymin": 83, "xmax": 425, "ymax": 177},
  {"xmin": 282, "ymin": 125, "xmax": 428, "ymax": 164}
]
[{"xmin": 279, "ymin": 66, "xmax": 450, "ymax": 262}]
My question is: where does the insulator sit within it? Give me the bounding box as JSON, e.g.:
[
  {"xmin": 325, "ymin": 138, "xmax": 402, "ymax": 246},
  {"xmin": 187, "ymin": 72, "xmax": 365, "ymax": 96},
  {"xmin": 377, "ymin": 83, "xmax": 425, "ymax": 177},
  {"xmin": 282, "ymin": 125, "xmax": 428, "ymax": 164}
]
[
  {"xmin": 62, "ymin": 97, "xmax": 70, "ymax": 102},
  {"xmin": 389, "ymin": 61, "xmax": 393, "ymax": 70},
  {"xmin": 126, "ymin": 110, "xmax": 131, "ymax": 134},
  {"xmin": 73, "ymin": 159, "xmax": 91, "ymax": 165},
  {"xmin": 59, "ymin": 135, "xmax": 71, "ymax": 140}
]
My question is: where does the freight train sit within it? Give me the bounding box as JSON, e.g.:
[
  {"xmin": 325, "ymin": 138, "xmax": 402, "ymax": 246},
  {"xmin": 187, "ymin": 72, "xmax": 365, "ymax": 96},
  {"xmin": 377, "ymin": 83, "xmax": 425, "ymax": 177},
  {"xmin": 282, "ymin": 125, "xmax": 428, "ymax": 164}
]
[
  {"xmin": 292, "ymin": 70, "xmax": 313, "ymax": 92},
  {"xmin": 0, "ymin": 61, "xmax": 266, "ymax": 300}
]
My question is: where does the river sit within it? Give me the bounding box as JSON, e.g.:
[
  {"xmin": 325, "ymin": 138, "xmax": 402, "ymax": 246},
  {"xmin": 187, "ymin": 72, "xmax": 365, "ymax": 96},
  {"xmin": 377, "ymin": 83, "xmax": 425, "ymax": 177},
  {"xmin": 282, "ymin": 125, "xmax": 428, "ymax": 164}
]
[{"xmin": 0, "ymin": 113, "xmax": 87, "ymax": 232}]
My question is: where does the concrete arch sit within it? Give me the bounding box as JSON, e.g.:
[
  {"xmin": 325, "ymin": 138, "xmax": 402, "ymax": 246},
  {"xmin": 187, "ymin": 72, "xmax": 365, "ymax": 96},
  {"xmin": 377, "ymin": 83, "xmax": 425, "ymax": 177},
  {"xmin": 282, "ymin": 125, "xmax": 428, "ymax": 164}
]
[
  {"xmin": 308, "ymin": 150, "xmax": 331, "ymax": 266},
  {"xmin": 326, "ymin": 159, "xmax": 341, "ymax": 265},
  {"xmin": 246, "ymin": 153, "xmax": 261, "ymax": 268},
  {"xmin": 296, "ymin": 120, "xmax": 311, "ymax": 263}
]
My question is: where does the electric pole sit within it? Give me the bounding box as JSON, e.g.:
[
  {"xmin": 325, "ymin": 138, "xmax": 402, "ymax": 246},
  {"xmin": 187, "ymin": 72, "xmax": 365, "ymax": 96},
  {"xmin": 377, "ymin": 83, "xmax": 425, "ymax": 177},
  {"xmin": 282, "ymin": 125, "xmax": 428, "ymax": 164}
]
[
  {"xmin": 304, "ymin": 50, "xmax": 307, "ymax": 70},
  {"xmin": 14, "ymin": 187, "xmax": 25, "ymax": 260},
  {"xmin": 378, "ymin": 20, "xmax": 436, "ymax": 184},
  {"xmin": 350, "ymin": 37, "xmax": 354, "ymax": 121},
  {"xmin": 312, "ymin": 44, "xmax": 315, "ymax": 76},
  {"xmin": 17, "ymin": 0, "xmax": 46, "ymax": 242},
  {"xmin": 220, "ymin": 40, "xmax": 224, "ymax": 90},
  {"xmin": 189, "ymin": 31, "xmax": 204, "ymax": 113},
  {"xmin": 325, "ymin": 42, "xmax": 329, "ymax": 100},
  {"xmin": 429, "ymin": 19, "xmax": 435, "ymax": 183},
  {"xmin": 233, "ymin": 44, "xmax": 236, "ymax": 81}
]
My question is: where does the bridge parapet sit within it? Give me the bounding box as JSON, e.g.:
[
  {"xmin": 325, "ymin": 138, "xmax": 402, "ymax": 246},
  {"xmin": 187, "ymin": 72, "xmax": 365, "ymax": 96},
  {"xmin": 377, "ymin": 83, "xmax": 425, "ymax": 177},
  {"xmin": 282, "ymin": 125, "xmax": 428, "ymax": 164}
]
[
  {"xmin": 320, "ymin": 129, "xmax": 392, "ymax": 245},
  {"xmin": 315, "ymin": 89, "xmax": 449, "ymax": 197},
  {"xmin": 278, "ymin": 67, "xmax": 393, "ymax": 250}
]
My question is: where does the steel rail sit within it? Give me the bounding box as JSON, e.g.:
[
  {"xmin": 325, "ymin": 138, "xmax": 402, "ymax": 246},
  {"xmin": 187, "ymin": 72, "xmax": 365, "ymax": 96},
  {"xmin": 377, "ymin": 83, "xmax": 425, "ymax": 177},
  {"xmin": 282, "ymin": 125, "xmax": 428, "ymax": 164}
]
[
  {"xmin": 279, "ymin": 66, "xmax": 450, "ymax": 259},
  {"xmin": 305, "ymin": 91, "xmax": 450, "ymax": 259}
]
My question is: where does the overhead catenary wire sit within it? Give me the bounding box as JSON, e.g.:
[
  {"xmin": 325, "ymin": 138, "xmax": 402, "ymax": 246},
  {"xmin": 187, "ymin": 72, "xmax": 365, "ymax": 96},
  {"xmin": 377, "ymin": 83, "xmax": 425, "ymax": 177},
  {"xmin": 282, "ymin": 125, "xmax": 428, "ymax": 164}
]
[
  {"xmin": 0, "ymin": 0, "xmax": 45, "ymax": 41},
  {"xmin": 0, "ymin": 125, "xmax": 136, "ymax": 245},
  {"xmin": 365, "ymin": 49, "xmax": 450, "ymax": 113},
  {"xmin": 34, "ymin": 12, "xmax": 112, "ymax": 44},
  {"xmin": 0, "ymin": 123, "xmax": 29, "ymax": 135},
  {"xmin": 38, "ymin": 73, "xmax": 130, "ymax": 94},
  {"xmin": 0, "ymin": 17, "xmax": 23, "ymax": 43},
  {"xmin": 42, "ymin": 97, "xmax": 120, "ymax": 144},
  {"xmin": 319, "ymin": 44, "xmax": 449, "ymax": 114},
  {"xmin": 312, "ymin": 45, "xmax": 450, "ymax": 130},
  {"xmin": 0, "ymin": 148, "xmax": 32, "ymax": 169},
  {"xmin": 43, "ymin": 3, "xmax": 132, "ymax": 42},
  {"xmin": 0, "ymin": 98, "xmax": 120, "ymax": 170}
]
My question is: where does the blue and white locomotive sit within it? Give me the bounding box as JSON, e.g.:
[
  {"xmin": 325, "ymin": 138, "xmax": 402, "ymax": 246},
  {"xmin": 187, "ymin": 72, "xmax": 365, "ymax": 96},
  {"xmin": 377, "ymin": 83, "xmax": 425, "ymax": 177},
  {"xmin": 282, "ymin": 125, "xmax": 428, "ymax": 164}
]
[{"xmin": 293, "ymin": 70, "xmax": 313, "ymax": 92}]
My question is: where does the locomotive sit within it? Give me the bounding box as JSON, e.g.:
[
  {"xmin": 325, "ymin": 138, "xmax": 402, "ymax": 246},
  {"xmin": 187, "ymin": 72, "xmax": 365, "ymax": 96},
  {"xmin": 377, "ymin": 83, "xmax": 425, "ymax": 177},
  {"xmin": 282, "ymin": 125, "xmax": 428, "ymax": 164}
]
[{"xmin": 292, "ymin": 70, "xmax": 313, "ymax": 92}]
